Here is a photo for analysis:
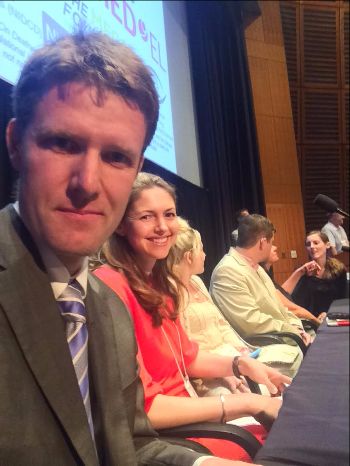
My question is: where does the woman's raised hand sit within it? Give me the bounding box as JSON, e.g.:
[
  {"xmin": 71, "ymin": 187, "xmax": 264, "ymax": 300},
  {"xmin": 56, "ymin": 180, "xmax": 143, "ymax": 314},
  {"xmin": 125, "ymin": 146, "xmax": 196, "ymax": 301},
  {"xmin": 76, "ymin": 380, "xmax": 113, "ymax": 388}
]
[
  {"xmin": 235, "ymin": 356, "xmax": 291, "ymax": 395},
  {"xmin": 300, "ymin": 260, "xmax": 321, "ymax": 276}
]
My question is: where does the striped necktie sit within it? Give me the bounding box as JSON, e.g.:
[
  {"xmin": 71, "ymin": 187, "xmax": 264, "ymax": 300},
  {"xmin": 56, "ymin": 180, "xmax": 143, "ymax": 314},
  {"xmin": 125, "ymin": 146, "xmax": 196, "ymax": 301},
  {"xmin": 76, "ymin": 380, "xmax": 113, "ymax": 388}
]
[{"xmin": 57, "ymin": 279, "xmax": 95, "ymax": 440}]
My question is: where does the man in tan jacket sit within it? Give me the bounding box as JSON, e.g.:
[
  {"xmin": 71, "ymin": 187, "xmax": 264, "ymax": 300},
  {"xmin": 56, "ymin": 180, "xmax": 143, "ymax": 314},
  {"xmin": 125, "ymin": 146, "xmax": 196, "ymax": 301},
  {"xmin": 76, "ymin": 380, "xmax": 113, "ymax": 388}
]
[{"xmin": 210, "ymin": 215, "xmax": 310, "ymax": 346}]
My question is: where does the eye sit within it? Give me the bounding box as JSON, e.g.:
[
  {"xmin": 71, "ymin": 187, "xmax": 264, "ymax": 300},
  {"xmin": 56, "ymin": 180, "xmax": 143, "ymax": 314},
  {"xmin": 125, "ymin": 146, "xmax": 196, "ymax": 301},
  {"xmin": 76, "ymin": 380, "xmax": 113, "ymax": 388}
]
[
  {"xmin": 139, "ymin": 214, "xmax": 155, "ymax": 222},
  {"xmin": 37, "ymin": 135, "xmax": 82, "ymax": 154},
  {"xmin": 102, "ymin": 150, "xmax": 134, "ymax": 168},
  {"xmin": 164, "ymin": 211, "xmax": 177, "ymax": 219}
]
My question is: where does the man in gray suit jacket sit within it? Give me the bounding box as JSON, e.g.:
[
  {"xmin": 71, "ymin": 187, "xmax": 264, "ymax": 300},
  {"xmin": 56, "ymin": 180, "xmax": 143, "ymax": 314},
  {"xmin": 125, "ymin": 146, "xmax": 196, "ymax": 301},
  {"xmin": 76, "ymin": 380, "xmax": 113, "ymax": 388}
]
[
  {"xmin": 0, "ymin": 32, "xmax": 237, "ymax": 466},
  {"xmin": 210, "ymin": 215, "xmax": 310, "ymax": 347}
]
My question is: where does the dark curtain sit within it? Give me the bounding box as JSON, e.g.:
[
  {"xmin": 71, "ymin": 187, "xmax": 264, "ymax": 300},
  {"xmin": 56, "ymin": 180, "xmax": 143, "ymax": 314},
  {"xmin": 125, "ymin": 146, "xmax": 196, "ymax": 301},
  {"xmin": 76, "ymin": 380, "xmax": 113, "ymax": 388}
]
[
  {"xmin": 185, "ymin": 1, "xmax": 265, "ymax": 262},
  {"xmin": 0, "ymin": 79, "xmax": 16, "ymax": 207}
]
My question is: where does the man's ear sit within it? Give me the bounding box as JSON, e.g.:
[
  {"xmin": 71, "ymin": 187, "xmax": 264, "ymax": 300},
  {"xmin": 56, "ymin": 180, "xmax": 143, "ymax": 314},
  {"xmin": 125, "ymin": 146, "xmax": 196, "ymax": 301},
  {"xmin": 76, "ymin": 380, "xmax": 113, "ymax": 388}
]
[{"xmin": 6, "ymin": 119, "xmax": 22, "ymax": 171}]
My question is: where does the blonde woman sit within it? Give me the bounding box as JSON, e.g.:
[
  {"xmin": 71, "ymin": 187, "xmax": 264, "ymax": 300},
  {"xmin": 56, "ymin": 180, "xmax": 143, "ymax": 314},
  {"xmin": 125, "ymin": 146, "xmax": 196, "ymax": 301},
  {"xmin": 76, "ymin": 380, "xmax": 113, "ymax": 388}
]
[{"xmin": 168, "ymin": 218, "xmax": 302, "ymax": 382}]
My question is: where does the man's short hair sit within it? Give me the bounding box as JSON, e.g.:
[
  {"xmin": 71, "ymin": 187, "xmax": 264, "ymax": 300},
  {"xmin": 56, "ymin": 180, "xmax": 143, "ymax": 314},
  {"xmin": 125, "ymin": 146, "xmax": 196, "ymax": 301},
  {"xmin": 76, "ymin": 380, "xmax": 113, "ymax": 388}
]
[
  {"xmin": 236, "ymin": 208, "xmax": 249, "ymax": 222},
  {"xmin": 12, "ymin": 32, "xmax": 159, "ymax": 152},
  {"xmin": 236, "ymin": 214, "xmax": 275, "ymax": 248}
]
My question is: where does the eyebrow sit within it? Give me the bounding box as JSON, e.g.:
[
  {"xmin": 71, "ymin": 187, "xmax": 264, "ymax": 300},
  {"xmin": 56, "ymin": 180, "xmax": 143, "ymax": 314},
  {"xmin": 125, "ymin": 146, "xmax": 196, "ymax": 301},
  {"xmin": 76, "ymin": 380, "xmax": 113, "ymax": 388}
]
[
  {"xmin": 31, "ymin": 126, "xmax": 139, "ymax": 159},
  {"xmin": 131, "ymin": 207, "xmax": 176, "ymax": 216},
  {"xmin": 33, "ymin": 127, "xmax": 83, "ymax": 141}
]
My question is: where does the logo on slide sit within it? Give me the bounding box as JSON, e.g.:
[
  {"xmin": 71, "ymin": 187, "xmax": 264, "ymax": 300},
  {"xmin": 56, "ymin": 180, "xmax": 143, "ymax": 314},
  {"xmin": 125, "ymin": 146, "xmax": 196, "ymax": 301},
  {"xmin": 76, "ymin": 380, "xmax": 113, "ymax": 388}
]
[
  {"xmin": 42, "ymin": 11, "xmax": 68, "ymax": 43},
  {"xmin": 138, "ymin": 19, "xmax": 148, "ymax": 42}
]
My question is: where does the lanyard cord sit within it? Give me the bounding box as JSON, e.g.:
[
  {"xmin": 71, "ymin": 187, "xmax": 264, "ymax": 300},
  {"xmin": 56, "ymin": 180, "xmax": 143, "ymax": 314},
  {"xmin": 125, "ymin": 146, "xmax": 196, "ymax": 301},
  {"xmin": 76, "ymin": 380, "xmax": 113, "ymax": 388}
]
[{"xmin": 161, "ymin": 322, "xmax": 189, "ymax": 384}]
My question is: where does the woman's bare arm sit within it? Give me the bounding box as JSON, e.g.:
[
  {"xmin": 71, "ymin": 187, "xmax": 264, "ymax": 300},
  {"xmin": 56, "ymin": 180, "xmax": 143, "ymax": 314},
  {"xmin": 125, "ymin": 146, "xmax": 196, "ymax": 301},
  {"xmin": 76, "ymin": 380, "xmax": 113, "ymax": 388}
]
[
  {"xmin": 276, "ymin": 289, "xmax": 320, "ymax": 325},
  {"xmin": 282, "ymin": 261, "xmax": 320, "ymax": 294},
  {"xmin": 148, "ymin": 392, "xmax": 281, "ymax": 430}
]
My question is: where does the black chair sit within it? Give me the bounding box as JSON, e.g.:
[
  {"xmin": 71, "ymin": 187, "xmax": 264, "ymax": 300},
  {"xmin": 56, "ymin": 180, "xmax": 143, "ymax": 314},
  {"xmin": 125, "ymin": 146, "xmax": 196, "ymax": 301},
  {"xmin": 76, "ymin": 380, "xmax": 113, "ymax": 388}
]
[
  {"xmin": 301, "ymin": 318, "xmax": 319, "ymax": 333},
  {"xmin": 158, "ymin": 422, "xmax": 263, "ymax": 459},
  {"xmin": 245, "ymin": 331, "xmax": 308, "ymax": 355},
  {"xmin": 245, "ymin": 376, "xmax": 261, "ymax": 394}
]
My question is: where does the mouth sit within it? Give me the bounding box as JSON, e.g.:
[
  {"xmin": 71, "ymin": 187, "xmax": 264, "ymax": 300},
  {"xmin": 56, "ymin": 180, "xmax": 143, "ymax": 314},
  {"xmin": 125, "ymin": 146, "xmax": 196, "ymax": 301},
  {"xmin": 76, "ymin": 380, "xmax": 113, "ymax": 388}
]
[
  {"xmin": 57, "ymin": 208, "xmax": 104, "ymax": 219},
  {"xmin": 147, "ymin": 236, "xmax": 171, "ymax": 245}
]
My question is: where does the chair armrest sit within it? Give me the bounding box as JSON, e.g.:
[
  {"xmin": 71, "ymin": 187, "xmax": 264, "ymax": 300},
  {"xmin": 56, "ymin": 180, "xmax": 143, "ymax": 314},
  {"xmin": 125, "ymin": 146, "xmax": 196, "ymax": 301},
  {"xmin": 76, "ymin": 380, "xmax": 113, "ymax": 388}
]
[
  {"xmin": 301, "ymin": 319, "xmax": 319, "ymax": 332},
  {"xmin": 158, "ymin": 422, "xmax": 262, "ymax": 459},
  {"xmin": 269, "ymin": 331, "xmax": 308, "ymax": 355},
  {"xmin": 156, "ymin": 435, "xmax": 212, "ymax": 454},
  {"xmin": 245, "ymin": 334, "xmax": 286, "ymax": 347},
  {"xmin": 245, "ymin": 332, "xmax": 308, "ymax": 355}
]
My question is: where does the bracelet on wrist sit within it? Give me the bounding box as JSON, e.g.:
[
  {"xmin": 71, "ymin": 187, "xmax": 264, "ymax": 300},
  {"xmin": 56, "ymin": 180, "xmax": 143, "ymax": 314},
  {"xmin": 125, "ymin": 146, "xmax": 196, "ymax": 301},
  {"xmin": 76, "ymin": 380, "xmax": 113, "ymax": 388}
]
[
  {"xmin": 219, "ymin": 394, "xmax": 227, "ymax": 424},
  {"xmin": 232, "ymin": 355, "xmax": 241, "ymax": 378}
]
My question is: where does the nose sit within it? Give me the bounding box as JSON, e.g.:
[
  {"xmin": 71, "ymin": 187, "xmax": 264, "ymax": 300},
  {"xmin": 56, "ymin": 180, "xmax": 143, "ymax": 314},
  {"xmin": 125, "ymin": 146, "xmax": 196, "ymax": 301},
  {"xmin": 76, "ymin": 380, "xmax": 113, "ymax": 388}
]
[
  {"xmin": 154, "ymin": 215, "xmax": 168, "ymax": 233},
  {"xmin": 67, "ymin": 151, "xmax": 100, "ymax": 207}
]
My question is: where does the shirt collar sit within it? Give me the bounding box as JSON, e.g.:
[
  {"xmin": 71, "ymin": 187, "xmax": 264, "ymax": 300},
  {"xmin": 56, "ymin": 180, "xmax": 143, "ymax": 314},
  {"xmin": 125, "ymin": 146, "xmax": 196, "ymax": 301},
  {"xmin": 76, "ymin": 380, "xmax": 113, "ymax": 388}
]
[
  {"xmin": 39, "ymin": 246, "xmax": 88, "ymax": 300},
  {"xmin": 13, "ymin": 201, "xmax": 88, "ymax": 299},
  {"xmin": 234, "ymin": 247, "xmax": 260, "ymax": 271}
]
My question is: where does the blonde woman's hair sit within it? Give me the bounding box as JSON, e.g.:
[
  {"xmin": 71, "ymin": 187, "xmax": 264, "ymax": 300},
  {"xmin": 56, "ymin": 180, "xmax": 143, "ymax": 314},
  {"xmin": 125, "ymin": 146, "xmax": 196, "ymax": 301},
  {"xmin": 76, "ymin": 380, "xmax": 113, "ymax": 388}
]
[
  {"xmin": 101, "ymin": 172, "xmax": 182, "ymax": 327},
  {"xmin": 167, "ymin": 218, "xmax": 203, "ymax": 315},
  {"xmin": 167, "ymin": 217, "xmax": 202, "ymax": 269},
  {"xmin": 306, "ymin": 230, "xmax": 346, "ymax": 279}
]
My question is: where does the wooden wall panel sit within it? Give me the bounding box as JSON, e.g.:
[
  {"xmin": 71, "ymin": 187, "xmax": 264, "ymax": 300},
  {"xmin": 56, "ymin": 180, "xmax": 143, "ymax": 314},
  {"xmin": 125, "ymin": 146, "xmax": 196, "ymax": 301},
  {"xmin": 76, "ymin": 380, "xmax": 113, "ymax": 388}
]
[
  {"xmin": 302, "ymin": 144, "xmax": 342, "ymax": 231},
  {"xmin": 269, "ymin": 61, "xmax": 294, "ymax": 116},
  {"xmin": 255, "ymin": 116, "xmax": 280, "ymax": 183},
  {"xmin": 341, "ymin": 8, "xmax": 349, "ymax": 84},
  {"xmin": 302, "ymin": 7, "xmax": 339, "ymax": 85},
  {"xmin": 344, "ymin": 89, "xmax": 349, "ymax": 143},
  {"xmin": 302, "ymin": 89, "xmax": 340, "ymax": 143},
  {"xmin": 248, "ymin": 57, "xmax": 274, "ymax": 116},
  {"xmin": 280, "ymin": 0, "xmax": 349, "ymax": 239},
  {"xmin": 266, "ymin": 204, "xmax": 308, "ymax": 281},
  {"xmin": 245, "ymin": 1, "xmax": 306, "ymax": 284}
]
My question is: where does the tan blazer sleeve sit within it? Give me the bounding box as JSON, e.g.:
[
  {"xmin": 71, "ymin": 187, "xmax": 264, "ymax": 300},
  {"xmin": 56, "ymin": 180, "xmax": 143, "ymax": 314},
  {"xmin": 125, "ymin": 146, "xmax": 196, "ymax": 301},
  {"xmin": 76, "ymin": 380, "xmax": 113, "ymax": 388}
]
[{"xmin": 210, "ymin": 259, "xmax": 302, "ymax": 338}]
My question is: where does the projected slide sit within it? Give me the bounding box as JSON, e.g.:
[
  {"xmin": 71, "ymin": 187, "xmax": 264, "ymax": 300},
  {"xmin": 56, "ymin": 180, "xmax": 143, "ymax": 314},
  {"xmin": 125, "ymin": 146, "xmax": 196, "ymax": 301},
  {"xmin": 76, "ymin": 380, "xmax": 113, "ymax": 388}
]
[{"xmin": 0, "ymin": 0, "xmax": 176, "ymax": 173}]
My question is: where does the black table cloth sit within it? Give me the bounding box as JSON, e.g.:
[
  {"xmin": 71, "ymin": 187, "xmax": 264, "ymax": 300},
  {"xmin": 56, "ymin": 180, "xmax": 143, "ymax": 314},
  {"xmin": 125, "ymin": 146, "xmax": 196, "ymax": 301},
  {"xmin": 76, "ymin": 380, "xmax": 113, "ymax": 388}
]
[{"xmin": 255, "ymin": 299, "xmax": 349, "ymax": 466}]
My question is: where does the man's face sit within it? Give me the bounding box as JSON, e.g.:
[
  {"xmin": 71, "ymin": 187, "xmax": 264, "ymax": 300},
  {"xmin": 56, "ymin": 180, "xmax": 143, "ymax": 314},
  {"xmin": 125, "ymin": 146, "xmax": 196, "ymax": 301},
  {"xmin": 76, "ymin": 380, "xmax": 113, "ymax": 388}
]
[
  {"xmin": 7, "ymin": 82, "xmax": 146, "ymax": 271},
  {"xmin": 259, "ymin": 235, "xmax": 273, "ymax": 263},
  {"xmin": 331, "ymin": 213, "xmax": 344, "ymax": 227}
]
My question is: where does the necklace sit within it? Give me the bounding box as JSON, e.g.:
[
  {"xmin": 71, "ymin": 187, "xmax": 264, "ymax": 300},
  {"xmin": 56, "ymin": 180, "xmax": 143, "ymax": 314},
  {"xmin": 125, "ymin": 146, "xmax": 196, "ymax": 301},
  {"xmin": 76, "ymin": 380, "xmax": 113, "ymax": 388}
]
[{"xmin": 161, "ymin": 323, "xmax": 198, "ymax": 398}]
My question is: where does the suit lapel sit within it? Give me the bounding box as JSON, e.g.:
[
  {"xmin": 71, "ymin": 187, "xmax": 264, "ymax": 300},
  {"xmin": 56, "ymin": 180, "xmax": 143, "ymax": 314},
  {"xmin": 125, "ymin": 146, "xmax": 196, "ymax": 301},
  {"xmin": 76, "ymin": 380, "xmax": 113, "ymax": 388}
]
[
  {"xmin": 87, "ymin": 275, "xmax": 138, "ymax": 465},
  {"xmin": 0, "ymin": 208, "xmax": 98, "ymax": 465}
]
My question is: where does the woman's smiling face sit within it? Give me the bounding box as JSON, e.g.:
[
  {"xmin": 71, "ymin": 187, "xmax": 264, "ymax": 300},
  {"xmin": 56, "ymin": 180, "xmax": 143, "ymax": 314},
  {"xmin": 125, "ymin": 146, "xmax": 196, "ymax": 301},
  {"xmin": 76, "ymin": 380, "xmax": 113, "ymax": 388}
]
[{"xmin": 119, "ymin": 186, "xmax": 179, "ymax": 272}]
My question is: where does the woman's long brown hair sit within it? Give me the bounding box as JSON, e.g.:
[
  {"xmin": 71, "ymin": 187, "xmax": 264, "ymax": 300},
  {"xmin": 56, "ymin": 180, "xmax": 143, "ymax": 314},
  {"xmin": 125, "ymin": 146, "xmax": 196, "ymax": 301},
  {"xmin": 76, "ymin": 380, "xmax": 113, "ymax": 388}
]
[{"xmin": 100, "ymin": 172, "xmax": 184, "ymax": 327}]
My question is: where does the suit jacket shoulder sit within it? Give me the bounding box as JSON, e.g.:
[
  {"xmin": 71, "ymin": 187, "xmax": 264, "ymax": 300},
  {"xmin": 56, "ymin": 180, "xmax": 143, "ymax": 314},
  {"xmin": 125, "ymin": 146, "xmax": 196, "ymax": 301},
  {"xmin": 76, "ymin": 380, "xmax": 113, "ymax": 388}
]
[{"xmin": 0, "ymin": 205, "xmax": 202, "ymax": 466}]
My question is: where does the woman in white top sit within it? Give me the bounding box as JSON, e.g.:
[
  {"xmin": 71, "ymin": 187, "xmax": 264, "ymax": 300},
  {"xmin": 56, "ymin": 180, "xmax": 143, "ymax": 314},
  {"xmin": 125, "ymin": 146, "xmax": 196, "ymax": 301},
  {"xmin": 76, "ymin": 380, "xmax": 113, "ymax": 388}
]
[{"xmin": 168, "ymin": 218, "xmax": 302, "ymax": 389}]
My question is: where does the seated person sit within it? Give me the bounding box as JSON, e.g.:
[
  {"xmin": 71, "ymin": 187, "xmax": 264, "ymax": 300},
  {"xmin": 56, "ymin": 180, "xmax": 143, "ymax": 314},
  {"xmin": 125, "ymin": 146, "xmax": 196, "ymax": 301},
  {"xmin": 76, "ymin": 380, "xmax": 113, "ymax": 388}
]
[
  {"xmin": 210, "ymin": 215, "xmax": 311, "ymax": 346},
  {"xmin": 321, "ymin": 212, "xmax": 349, "ymax": 256},
  {"xmin": 93, "ymin": 173, "xmax": 289, "ymax": 462},
  {"xmin": 282, "ymin": 231, "xmax": 348, "ymax": 319},
  {"xmin": 168, "ymin": 218, "xmax": 302, "ymax": 381},
  {"xmin": 260, "ymin": 245, "xmax": 321, "ymax": 327},
  {"xmin": 231, "ymin": 208, "xmax": 250, "ymax": 247}
]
